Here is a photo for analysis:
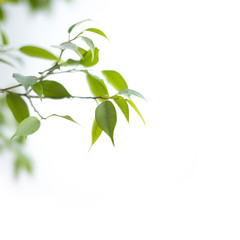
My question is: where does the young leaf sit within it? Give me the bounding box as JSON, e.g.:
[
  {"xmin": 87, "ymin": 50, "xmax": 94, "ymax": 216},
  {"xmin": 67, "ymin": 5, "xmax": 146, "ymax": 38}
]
[
  {"xmin": 11, "ymin": 116, "xmax": 41, "ymax": 141},
  {"xmin": 119, "ymin": 89, "xmax": 146, "ymax": 100},
  {"xmin": 12, "ymin": 73, "xmax": 38, "ymax": 90},
  {"xmin": 19, "ymin": 46, "xmax": 58, "ymax": 61},
  {"xmin": 126, "ymin": 99, "xmax": 145, "ymax": 124},
  {"xmin": 32, "ymin": 82, "xmax": 43, "ymax": 101},
  {"xmin": 84, "ymin": 28, "xmax": 108, "ymax": 39},
  {"xmin": 113, "ymin": 95, "xmax": 129, "ymax": 122},
  {"xmin": 46, "ymin": 114, "xmax": 79, "ymax": 125},
  {"xmin": 90, "ymin": 119, "xmax": 102, "ymax": 149},
  {"xmin": 102, "ymin": 70, "xmax": 128, "ymax": 91},
  {"xmin": 80, "ymin": 47, "xmax": 99, "ymax": 67},
  {"xmin": 6, "ymin": 92, "xmax": 29, "ymax": 123},
  {"xmin": 86, "ymin": 73, "xmax": 109, "ymax": 101},
  {"xmin": 95, "ymin": 101, "xmax": 117, "ymax": 145},
  {"xmin": 1, "ymin": 30, "xmax": 8, "ymax": 45},
  {"xmin": 52, "ymin": 42, "xmax": 83, "ymax": 58},
  {"xmin": 40, "ymin": 80, "xmax": 71, "ymax": 99},
  {"xmin": 80, "ymin": 36, "xmax": 95, "ymax": 61},
  {"xmin": 68, "ymin": 19, "xmax": 91, "ymax": 34}
]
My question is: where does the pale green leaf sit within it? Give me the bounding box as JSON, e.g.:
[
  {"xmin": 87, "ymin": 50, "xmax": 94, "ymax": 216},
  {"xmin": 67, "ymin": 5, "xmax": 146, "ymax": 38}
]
[
  {"xmin": 89, "ymin": 119, "xmax": 102, "ymax": 150},
  {"xmin": 95, "ymin": 101, "xmax": 117, "ymax": 145},
  {"xmin": 102, "ymin": 70, "xmax": 128, "ymax": 91},
  {"xmin": 126, "ymin": 99, "xmax": 145, "ymax": 124},
  {"xmin": 52, "ymin": 42, "xmax": 83, "ymax": 58},
  {"xmin": 68, "ymin": 19, "xmax": 91, "ymax": 34},
  {"xmin": 11, "ymin": 116, "xmax": 41, "ymax": 140},
  {"xmin": 19, "ymin": 46, "xmax": 58, "ymax": 61},
  {"xmin": 86, "ymin": 73, "xmax": 109, "ymax": 101},
  {"xmin": 12, "ymin": 73, "xmax": 38, "ymax": 90},
  {"xmin": 113, "ymin": 95, "xmax": 129, "ymax": 122},
  {"xmin": 80, "ymin": 36, "xmax": 95, "ymax": 61},
  {"xmin": 119, "ymin": 89, "xmax": 146, "ymax": 100},
  {"xmin": 46, "ymin": 114, "xmax": 79, "ymax": 125},
  {"xmin": 84, "ymin": 28, "xmax": 108, "ymax": 39},
  {"xmin": 40, "ymin": 80, "xmax": 71, "ymax": 99},
  {"xmin": 32, "ymin": 82, "xmax": 43, "ymax": 101},
  {"xmin": 6, "ymin": 92, "xmax": 29, "ymax": 123}
]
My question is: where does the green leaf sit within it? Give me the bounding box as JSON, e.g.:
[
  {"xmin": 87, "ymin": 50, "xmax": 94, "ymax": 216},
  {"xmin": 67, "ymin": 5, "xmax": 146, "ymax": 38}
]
[
  {"xmin": 1, "ymin": 30, "xmax": 8, "ymax": 45},
  {"xmin": 119, "ymin": 89, "xmax": 146, "ymax": 100},
  {"xmin": 52, "ymin": 42, "xmax": 83, "ymax": 58},
  {"xmin": 102, "ymin": 70, "xmax": 128, "ymax": 91},
  {"xmin": 14, "ymin": 152, "xmax": 33, "ymax": 178},
  {"xmin": 11, "ymin": 116, "xmax": 41, "ymax": 141},
  {"xmin": 80, "ymin": 36, "xmax": 95, "ymax": 61},
  {"xmin": 68, "ymin": 19, "xmax": 91, "ymax": 34},
  {"xmin": 95, "ymin": 101, "xmax": 117, "ymax": 145},
  {"xmin": 89, "ymin": 119, "xmax": 102, "ymax": 150},
  {"xmin": 6, "ymin": 92, "xmax": 30, "ymax": 123},
  {"xmin": 80, "ymin": 47, "xmax": 99, "ymax": 67},
  {"xmin": 40, "ymin": 80, "xmax": 71, "ymax": 99},
  {"xmin": 84, "ymin": 28, "xmax": 108, "ymax": 39},
  {"xmin": 86, "ymin": 73, "xmax": 109, "ymax": 101},
  {"xmin": 113, "ymin": 95, "xmax": 129, "ymax": 122},
  {"xmin": 126, "ymin": 99, "xmax": 145, "ymax": 124},
  {"xmin": 19, "ymin": 46, "xmax": 58, "ymax": 61},
  {"xmin": 12, "ymin": 73, "xmax": 38, "ymax": 90},
  {"xmin": 32, "ymin": 82, "xmax": 43, "ymax": 101},
  {"xmin": 0, "ymin": 6, "xmax": 5, "ymax": 22},
  {"xmin": 46, "ymin": 114, "xmax": 79, "ymax": 125}
]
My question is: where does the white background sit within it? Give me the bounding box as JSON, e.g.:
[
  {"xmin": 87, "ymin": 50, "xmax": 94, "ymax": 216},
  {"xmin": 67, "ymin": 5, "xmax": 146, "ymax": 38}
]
[{"xmin": 1, "ymin": 0, "xmax": 240, "ymax": 239}]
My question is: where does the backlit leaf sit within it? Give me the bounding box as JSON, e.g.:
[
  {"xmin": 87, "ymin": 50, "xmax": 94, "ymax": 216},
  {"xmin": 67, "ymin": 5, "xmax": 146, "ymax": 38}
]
[
  {"xmin": 86, "ymin": 73, "xmax": 108, "ymax": 101},
  {"xmin": 46, "ymin": 114, "xmax": 79, "ymax": 125},
  {"xmin": 84, "ymin": 28, "xmax": 108, "ymax": 39},
  {"xmin": 90, "ymin": 119, "xmax": 102, "ymax": 150},
  {"xmin": 41, "ymin": 80, "xmax": 71, "ymax": 99},
  {"xmin": 20, "ymin": 46, "xmax": 58, "ymax": 61},
  {"xmin": 126, "ymin": 99, "xmax": 145, "ymax": 124},
  {"xmin": 102, "ymin": 70, "xmax": 128, "ymax": 91},
  {"xmin": 6, "ymin": 92, "xmax": 29, "ymax": 123},
  {"xmin": 68, "ymin": 19, "xmax": 91, "ymax": 34},
  {"xmin": 113, "ymin": 95, "xmax": 129, "ymax": 122},
  {"xmin": 80, "ymin": 47, "xmax": 99, "ymax": 67},
  {"xmin": 52, "ymin": 42, "xmax": 83, "ymax": 58},
  {"xmin": 12, "ymin": 73, "xmax": 38, "ymax": 90},
  {"xmin": 32, "ymin": 82, "xmax": 43, "ymax": 101},
  {"xmin": 119, "ymin": 89, "xmax": 146, "ymax": 100},
  {"xmin": 80, "ymin": 36, "xmax": 95, "ymax": 60},
  {"xmin": 95, "ymin": 101, "xmax": 117, "ymax": 145},
  {"xmin": 11, "ymin": 116, "xmax": 40, "ymax": 140}
]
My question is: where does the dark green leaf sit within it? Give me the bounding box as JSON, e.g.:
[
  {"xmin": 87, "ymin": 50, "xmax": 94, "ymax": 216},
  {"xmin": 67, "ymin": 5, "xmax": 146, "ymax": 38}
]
[
  {"xmin": 89, "ymin": 119, "xmax": 102, "ymax": 150},
  {"xmin": 102, "ymin": 70, "xmax": 128, "ymax": 91},
  {"xmin": 32, "ymin": 82, "xmax": 43, "ymax": 101},
  {"xmin": 68, "ymin": 19, "xmax": 91, "ymax": 34},
  {"xmin": 80, "ymin": 36, "xmax": 95, "ymax": 60},
  {"xmin": 20, "ymin": 46, "xmax": 58, "ymax": 61},
  {"xmin": 6, "ymin": 92, "xmax": 29, "ymax": 123},
  {"xmin": 11, "ymin": 116, "xmax": 41, "ymax": 140},
  {"xmin": 86, "ymin": 73, "xmax": 108, "ymax": 101},
  {"xmin": 126, "ymin": 99, "xmax": 145, "ymax": 124},
  {"xmin": 40, "ymin": 80, "xmax": 71, "ymax": 99},
  {"xmin": 80, "ymin": 47, "xmax": 99, "ymax": 67},
  {"xmin": 119, "ymin": 89, "xmax": 146, "ymax": 100},
  {"xmin": 84, "ymin": 28, "xmax": 108, "ymax": 39},
  {"xmin": 113, "ymin": 95, "xmax": 129, "ymax": 122},
  {"xmin": 12, "ymin": 73, "xmax": 38, "ymax": 90},
  {"xmin": 95, "ymin": 101, "xmax": 117, "ymax": 145}
]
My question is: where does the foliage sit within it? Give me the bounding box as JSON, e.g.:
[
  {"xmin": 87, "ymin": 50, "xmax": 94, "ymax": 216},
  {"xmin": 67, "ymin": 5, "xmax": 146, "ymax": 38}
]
[{"xmin": 0, "ymin": 2, "xmax": 145, "ymax": 177}]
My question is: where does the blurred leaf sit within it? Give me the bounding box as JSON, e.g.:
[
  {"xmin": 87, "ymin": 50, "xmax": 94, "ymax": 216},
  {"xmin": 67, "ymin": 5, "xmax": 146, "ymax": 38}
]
[
  {"xmin": 52, "ymin": 42, "xmax": 83, "ymax": 58},
  {"xmin": 11, "ymin": 116, "xmax": 41, "ymax": 140},
  {"xmin": 90, "ymin": 119, "xmax": 102, "ymax": 150},
  {"xmin": 80, "ymin": 36, "xmax": 95, "ymax": 60},
  {"xmin": 102, "ymin": 70, "xmax": 128, "ymax": 91},
  {"xmin": 20, "ymin": 46, "xmax": 58, "ymax": 60},
  {"xmin": 0, "ymin": 58, "xmax": 15, "ymax": 67},
  {"xmin": 80, "ymin": 47, "xmax": 99, "ymax": 67},
  {"xmin": 32, "ymin": 82, "xmax": 43, "ymax": 101},
  {"xmin": 126, "ymin": 99, "xmax": 145, "ymax": 124},
  {"xmin": 41, "ymin": 80, "xmax": 71, "ymax": 99},
  {"xmin": 113, "ymin": 95, "xmax": 129, "ymax": 122},
  {"xmin": 68, "ymin": 19, "xmax": 91, "ymax": 34},
  {"xmin": 119, "ymin": 89, "xmax": 146, "ymax": 100},
  {"xmin": 84, "ymin": 28, "xmax": 108, "ymax": 39},
  {"xmin": 1, "ymin": 30, "xmax": 8, "ymax": 45},
  {"xmin": 12, "ymin": 73, "xmax": 38, "ymax": 90},
  {"xmin": 6, "ymin": 92, "xmax": 30, "ymax": 123},
  {"xmin": 86, "ymin": 73, "xmax": 108, "ymax": 101},
  {"xmin": 0, "ymin": 6, "xmax": 5, "ymax": 22},
  {"xmin": 46, "ymin": 114, "xmax": 79, "ymax": 125},
  {"xmin": 95, "ymin": 101, "xmax": 117, "ymax": 145},
  {"xmin": 14, "ymin": 152, "xmax": 33, "ymax": 178}
]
